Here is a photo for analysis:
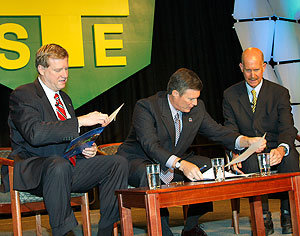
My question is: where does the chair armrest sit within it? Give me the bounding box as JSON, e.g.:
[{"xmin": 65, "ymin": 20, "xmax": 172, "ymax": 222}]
[{"xmin": 0, "ymin": 157, "xmax": 14, "ymax": 167}]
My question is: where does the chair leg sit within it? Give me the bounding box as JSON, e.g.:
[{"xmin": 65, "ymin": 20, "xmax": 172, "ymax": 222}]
[
  {"xmin": 35, "ymin": 214, "xmax": 43, "ymax": 236},
  {"xmin": 81, "ymin": 193, "xmax": 92, "ymax": 236},
  {"xmin": 113, "ymin": 222, "xmax": 118, "ymax": 236},
  {"xmin": 9, "ymin": 166, "xmax": 22, "ymax": 236},
  {"xmin": 231, "ymin": 198, "xmax": 240, "ymax": 234},
  {"xmin": 182, "ymin": 205, "xmax": 189, "ymax": 223}
]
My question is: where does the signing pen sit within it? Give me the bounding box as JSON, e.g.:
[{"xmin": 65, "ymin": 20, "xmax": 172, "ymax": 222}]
[{"xmin": 199, "ymin": 164, "xmax": 207, "ymax": 172}]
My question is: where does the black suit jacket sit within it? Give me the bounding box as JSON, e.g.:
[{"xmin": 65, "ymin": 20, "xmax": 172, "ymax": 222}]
[
  {"xmin": 4, "ymin": 79, "xmax": 79, "ymax": 191},
  {"xmin": 118, "ymin": 91, "xmax": 239, "ymax": 171},
  {"xmin": 223, "ymin": 79, "xmax": 299, "ymax": 172}
]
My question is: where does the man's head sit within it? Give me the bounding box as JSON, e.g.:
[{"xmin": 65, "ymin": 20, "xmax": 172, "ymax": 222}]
[
  {"xmin": 167, "ymin": 68, "xmax": 203, "ymax": 113},
  {"xmin": 36, "ymin": 44, "xmax": 69, "ymax": 92},
  {"xmin": 239, "ymin": 47, "xmax": 266, "ymax": 88}
]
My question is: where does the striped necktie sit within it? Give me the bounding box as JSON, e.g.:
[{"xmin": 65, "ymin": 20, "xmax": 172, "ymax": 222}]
[
  {"xmin": 54, "ymin": 93, "xmax": 67, "ymax": 120},
  {"xmin": 251, "ymin": 89, "xmax": 257, "ymax": 113},
  {"xmin": 159, "ymin": 112, "xmax": 181, "ymax": 184},
  {"xmin": 54, "ymin": 93, "xmax": 76, "ymax": 166}
]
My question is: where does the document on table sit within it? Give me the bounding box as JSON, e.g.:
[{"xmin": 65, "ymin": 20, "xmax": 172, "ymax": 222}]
[
  {"xmin": 202, "ymin": 167, "xmax": 253, "ymax": 180},
  {"xmin": 225, "ymin": 133, "xmax": 266, "ymax": 167}
]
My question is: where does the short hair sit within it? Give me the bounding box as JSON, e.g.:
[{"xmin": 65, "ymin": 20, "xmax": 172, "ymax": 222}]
[
  {"xmin": 35, "ymin": 44, "xmax": 68, "ymax": 73},
  {"xmin": 167, "ymin": 68, "xmax": 203, "ymax": 95}
]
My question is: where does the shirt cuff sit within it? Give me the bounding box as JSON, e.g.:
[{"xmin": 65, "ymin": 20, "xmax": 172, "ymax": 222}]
[
  {"xmin": 278, "ymin": 143, "xmax": 289, "ymax": 156},
  {"xmin": 235, "ymin": 135, "xmax": 245, "ymax": 151},
  {"xmin": 166, "ymin": 155, "xmax": 178, "ymax": 169}
]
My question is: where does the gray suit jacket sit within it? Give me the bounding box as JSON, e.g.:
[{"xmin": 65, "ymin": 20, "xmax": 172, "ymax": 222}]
[
  {"xmin": 118, "ymin": 91, "xmax": 239, "ymax": 171},
  {"xmin": 4, "ymin": 79, "xmax": 79, "ymax": 191}
]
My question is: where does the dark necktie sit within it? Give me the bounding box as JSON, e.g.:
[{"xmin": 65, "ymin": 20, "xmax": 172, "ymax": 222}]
[{"xmin": 54, "ymin": 93, "xmax": 76, "ymax": 166}]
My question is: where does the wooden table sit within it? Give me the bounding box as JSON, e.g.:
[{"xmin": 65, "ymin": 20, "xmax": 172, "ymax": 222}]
[{"xmin": 116, "ymin": 172, "xmax": 300, "ymax": 236}]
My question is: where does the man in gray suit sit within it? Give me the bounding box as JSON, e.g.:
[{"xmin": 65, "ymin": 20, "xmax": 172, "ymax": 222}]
[
  {"xmin": 117, "ymin": 68, "xmax": 266, "ymax": 236},
  {"xmin": 223, "ymin": 47, "xmax": 299, "ymax": 234},
  {"xmin": 3, "ymin": 44, "xmax": 128, "ymax": 236}
]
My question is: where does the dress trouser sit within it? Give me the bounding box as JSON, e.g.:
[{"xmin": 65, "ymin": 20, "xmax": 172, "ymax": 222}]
[
  {"xmin": 241, "ymin": 149, "xmax": 300, "ymax": 213},
  {"xmin": 128, "ymin": 155, "xmax": 213, "ymax": 235},
  {"xmin": 28, "ymin": 154, "xmax": 128, "ymax": 236}
]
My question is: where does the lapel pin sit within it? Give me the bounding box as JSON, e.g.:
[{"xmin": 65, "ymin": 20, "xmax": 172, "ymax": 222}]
[{"xmin": 189, "ymin": 118, "xmax": 192, "ymax": 122}]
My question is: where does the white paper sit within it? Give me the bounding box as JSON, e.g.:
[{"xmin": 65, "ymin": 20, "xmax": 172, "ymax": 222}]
[
  {"xmin": 225, "ymin": 133, "xmax": 266, "ymax": 167},
  {"xmin": 108, "ymin": 103, "xmax": 124, "ymax": 123},
  {"xmin": 202, "ymin": 167, "xmax": 253, "ymax": 180}
]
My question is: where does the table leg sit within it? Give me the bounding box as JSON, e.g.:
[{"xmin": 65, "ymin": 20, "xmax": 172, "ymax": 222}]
[
  {"xmin": 249, "ymin": 196, "xmax": 265, "ymax": 236},
  {"xmin": 117, "ymin": 193, "xmax": 134, "ymax": 236},
  {"xmin": 145, "ymin": 194, "xmax": 162, "ymax": 236},
  {"xmin": 289, "ymin": 175, "xmax": 300, "ymax": 236}
]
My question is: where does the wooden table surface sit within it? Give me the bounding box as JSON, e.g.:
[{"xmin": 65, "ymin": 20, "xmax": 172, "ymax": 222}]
[{"xmin": 116, "ymin": 172, "xmax": 300, "ymax": 236}]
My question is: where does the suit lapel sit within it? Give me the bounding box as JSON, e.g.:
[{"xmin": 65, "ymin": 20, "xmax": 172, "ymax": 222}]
[
  {"xmin": 34, "ymin": 79, "xmax": 58, "ymax": 121},
  {"xmin": 159, "ymin": 94, "xmax": 176, "ymax": 147},
  {"xmin": 238, "ymin": 82, "xmax": 254, "ymax": 119}
]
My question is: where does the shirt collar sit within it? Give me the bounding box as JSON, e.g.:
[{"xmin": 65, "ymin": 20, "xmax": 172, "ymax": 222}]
[
  {"xmin": 167, "ymin": 94, "xmax": 182, "ymax": 119},
  {"xmin": 246, "ymin": 79, "xmax": 263, "ymax": 97}
]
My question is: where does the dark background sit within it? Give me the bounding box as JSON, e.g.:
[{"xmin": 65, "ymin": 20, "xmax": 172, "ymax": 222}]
[{"xmin": 0, "ymin": 0, "xmax": 243, "ymax": 148}]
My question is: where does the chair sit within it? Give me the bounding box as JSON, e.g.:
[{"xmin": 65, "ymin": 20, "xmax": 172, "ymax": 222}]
[{"xmin": 0, "ymin": 147, "xmax": 91, "ymax": 236}]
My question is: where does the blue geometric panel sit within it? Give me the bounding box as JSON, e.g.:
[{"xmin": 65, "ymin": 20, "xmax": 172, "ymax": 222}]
[
  {"xmin": 234, "ymin": 21, "xmax": 275, "ymax": 62},
  {"xmin": 233, "ymin": 0, "xmax": 273, "ymax": 20},
  {"xmin": 269, "ymin": 0, "xmax": 300, "ymax": 20},
  {"xmin": 264, "ymin": 64, "xmax": 279, "ymax": 84},
  {"xmin": 274, "ymin": 63, "xmax": 300, "ymax": 103},
  {"xmin": 291, "ymin": 105, "xmax": 300, "ymax": 140},
  {"xmin": 273, "ymin": 21, "xmax": 300, "ymax": 62}
]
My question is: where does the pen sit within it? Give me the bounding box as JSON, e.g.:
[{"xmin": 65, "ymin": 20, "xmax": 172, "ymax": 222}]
[{"xmin": 199, "ymin": 164, "xmax": 207, "ymax": 172}]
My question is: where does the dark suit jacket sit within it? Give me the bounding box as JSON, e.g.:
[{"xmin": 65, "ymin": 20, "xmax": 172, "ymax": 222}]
[
  {"xmin": 118, "ymin": 91, "xmax": 239, "ymax": 171},
  {"xmin": 223, "ymin": 79, "xmax": 299, "ymax": 173},
  {"xmin": 3, "ymin": 79, "xmax": 79, "ymax": 191}
]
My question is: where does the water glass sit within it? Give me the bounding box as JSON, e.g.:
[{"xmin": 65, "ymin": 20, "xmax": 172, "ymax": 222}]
[
  {"xmin": 146, "ymin": 164, "xmax": 161, "ymax": 189},
  {"xmin": 257, "ymin": 153, "xmax": 271, "ymax": 176},
  {"xmin": 211, "ymin": 158, "xmax": 225, "ymax": 182}
]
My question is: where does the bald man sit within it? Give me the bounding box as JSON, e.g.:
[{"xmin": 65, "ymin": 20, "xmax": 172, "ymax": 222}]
[{"xmin": 223, "ymin": 47, "xmax": 299, "ymax": 235}]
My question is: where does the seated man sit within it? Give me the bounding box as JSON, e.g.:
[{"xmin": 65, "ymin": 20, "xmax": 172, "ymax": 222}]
[
  {"xmin": 117, "ymin": 68, "xmax": 266, "ymax": 236},
  {"xmin": 223, "ymin": 47, "xmax": 300, "ymax": 235},
  {"xmin": 1, "ymin": 44, "xmax": 128, "ymax": 236}
]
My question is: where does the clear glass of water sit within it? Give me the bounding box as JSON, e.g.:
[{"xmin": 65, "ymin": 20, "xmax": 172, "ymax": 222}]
[
  {"xmin": 257, "ymin": 153, "xmax": 271, "ymax": 176},
  {"xmin": 146, "ymin": 164, "xmax": 161, "ymax": 189},
  {"xmin": 211, "ymin": 158, "xmax": 225, "ymax": 182}
]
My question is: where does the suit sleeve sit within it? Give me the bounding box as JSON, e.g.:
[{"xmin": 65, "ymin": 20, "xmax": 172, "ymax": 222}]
[
  {"xmin": 132, "ymin": 100, "xmax": 173, "ymax": 165},
  {"xmin": 9, "ymin": 87, "xmax": 79, "ymax": 147},
  {"xmin": 276, "ymin": 88, "xmax": 298, "ymax": 147}
]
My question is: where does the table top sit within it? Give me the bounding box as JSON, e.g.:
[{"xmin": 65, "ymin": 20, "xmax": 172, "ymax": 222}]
[{"xmin": 116, "ymin": 172, "xmax": 300, "ymax": 195}]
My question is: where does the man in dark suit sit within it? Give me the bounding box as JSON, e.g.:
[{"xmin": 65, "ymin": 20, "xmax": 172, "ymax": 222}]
[
  {"xmin": 223, "ymin": 47, "xmax": 299, "ymax": 235},
  {"xmin": 117, "ymin": 68, "xmax": 266, "ymax": 236},
  {"xmin": 3, "ymin": 44, "xmax": 128, "ymax": 236}
]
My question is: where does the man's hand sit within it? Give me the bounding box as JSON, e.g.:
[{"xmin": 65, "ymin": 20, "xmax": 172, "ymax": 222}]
[
  {"xmin": 82, "ymin": 143, "xmax": 98, "ymax": 159},
  {"xmin": 179, "ymin": 160, "xmax": 204, "ymax": 181},
  {"xmin": 78, "ymin": 111, "xmax": 110, "ymax": 128},
  {"xmin": 269, "ymin": 146, "xmax": 285, "ymax": 166},
  {"xmin": 240, "ymin": 136, "xmax": 266, "ymax": 152},
  {"xmin": 231, "ymin": 153, "xmax": 244, "ymax": 175}
]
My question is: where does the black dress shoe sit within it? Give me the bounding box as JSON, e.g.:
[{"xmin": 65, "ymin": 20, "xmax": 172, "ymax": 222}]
[
  {"xmin": 281, "ymin": 213, "xmax": 292, "ymax": 234},
  {"xmin": 181, "ymin": 225, "xmax": 208, "ymax": 236},
  {"xmin": 264, "ymin": 212, "xmax": 274, "ymax": 235}
]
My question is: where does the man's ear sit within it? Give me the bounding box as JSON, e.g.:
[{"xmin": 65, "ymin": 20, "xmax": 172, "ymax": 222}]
[
  {"xmin": 172, "ymin": 90, "xmax": 180, "ymax": 97},
  {"xmin": 239, "ymin": 63, "xmax": 244, "ymax": 72},
  {"xmin": 37, "ymin": 65, "xmax": 45, "ymax": 76}
]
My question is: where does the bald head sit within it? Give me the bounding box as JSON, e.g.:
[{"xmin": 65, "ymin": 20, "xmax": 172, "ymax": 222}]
[
  {"xmin": 241, "ymin": 47, "xmax": 264, "ymax": 65},
  {"xmin": 239, "ymin": 47, "xmax": 266, "ymax": 88}
]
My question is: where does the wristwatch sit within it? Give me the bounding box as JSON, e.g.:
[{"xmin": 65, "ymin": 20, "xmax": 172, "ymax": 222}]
[{"xmin": 175, "ymin": 159, "xmax": 183, "ymax": 169}]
